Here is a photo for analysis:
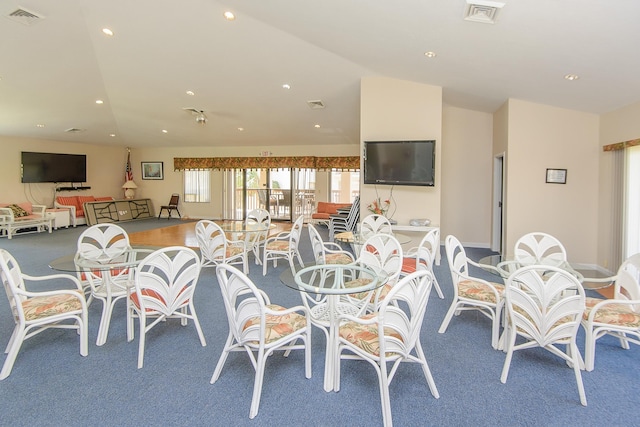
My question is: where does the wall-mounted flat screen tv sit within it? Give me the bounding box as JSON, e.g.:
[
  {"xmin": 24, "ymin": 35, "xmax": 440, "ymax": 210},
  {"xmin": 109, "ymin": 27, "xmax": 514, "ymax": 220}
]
[
  {"xmin": 21, "ymin": 152, "xmax": 87, "ymax": 183},
  {"xmin": 363, "ymin": 140, "xmax": 435, "ymax": 186}
]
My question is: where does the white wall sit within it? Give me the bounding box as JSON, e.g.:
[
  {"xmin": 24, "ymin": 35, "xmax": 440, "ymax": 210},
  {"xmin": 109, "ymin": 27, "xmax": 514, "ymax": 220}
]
[
  {"xmin": 503, "ymin": 99, "xmax": 600, "ymax": 263},
  {"xmin": 360, "ymin": 77, "xmax": 443, "ymax": 228},
  {"xmin": 442, "ymin": 105, "xmax": 494, "ymax": 247},
  {"xmin": 0, "ymin": 136, "xmax": 127, "ymax": 206}
]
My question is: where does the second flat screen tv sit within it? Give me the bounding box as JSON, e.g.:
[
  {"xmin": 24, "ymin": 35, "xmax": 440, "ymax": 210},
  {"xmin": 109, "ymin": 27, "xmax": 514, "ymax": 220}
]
[{"xmin": 364, "ymin": 140, "xmax": 435, "ymax": 186}]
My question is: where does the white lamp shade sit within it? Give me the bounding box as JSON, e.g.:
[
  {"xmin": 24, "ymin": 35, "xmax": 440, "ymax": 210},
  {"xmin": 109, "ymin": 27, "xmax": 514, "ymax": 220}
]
[{"xmin": 122, "ymin": 180, "xmax": 138, "ymax": 189}]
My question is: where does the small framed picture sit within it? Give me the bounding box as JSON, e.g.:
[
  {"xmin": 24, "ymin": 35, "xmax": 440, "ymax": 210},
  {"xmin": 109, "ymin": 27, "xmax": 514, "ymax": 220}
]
[
  {"xmin": 545, "ymin": 168, "xmax": 567, "ymax": 184},
  {"xmin": 141, "ymin": 162, "xmax": 164, "ymax": 180}
]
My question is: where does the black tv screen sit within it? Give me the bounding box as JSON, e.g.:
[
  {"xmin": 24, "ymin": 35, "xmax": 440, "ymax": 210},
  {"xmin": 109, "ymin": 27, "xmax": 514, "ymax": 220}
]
[
  {"xmin": 364, "ymin": 140, "xmax": 435, "ymax": 186},
  {"xmin": 21, "ymin": 152, "xmax": 87, "ymax": 183}
]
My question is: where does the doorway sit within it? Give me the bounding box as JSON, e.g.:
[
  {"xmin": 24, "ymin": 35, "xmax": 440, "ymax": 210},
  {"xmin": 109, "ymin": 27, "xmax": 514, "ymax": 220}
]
[
  {"xmin": 491, "ymin": 154, "xmax": 505, "ymax": 253},
  {"xmin": 225, "ymin": 168, "xmax": 317, "ymax": 222}
]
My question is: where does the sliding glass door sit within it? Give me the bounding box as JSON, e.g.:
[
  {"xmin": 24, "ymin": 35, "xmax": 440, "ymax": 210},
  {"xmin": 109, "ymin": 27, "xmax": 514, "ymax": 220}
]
[{"xmin": 222, "ymin": 168, "xmax": 321, "ymax": 222}]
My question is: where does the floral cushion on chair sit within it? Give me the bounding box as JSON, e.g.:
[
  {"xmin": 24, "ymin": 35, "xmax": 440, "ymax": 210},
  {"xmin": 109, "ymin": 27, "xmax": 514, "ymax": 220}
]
[
  {"xmin": 458, "ymin": 280, "xmax": 504, "ymax": 304},
  {"xmin": 266, "ymin": 240, "xmax": 290, "ymax": 251},
  {"xmin": 584, "ymin": 297, "xmax": 640, "ymax": 327},
  {"xmin": 344, "ymin": 278, "xmax": 391, "ymax": 303},
  {"xmin": 339, "ymin": 313, "xmax": 403, "ymax": 356},
  {"xmin": 21, "ymin": 294, "xmax": 83, "ymax": 321},
  {"xmin": 323, "ymin": 253, "xmax": 353, "ymax": 264},
  {"xmin": 243, "ymin": 304, "xmax": 307, "ymax": 344},
  {"xmin": 226, "ymin": 247, "xmax": 245, "ymax": 257}
]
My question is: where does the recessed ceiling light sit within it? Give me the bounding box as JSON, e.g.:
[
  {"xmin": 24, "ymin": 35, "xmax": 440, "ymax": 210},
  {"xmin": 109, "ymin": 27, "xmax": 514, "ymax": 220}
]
[
  {"xmin": 95, "ymin": 99, "xmax": 104, "ymax": 104},
  {"xmin": 282, "ymin": 84, "xmax": 291, "ymax": 90},
  {"xmin": 314, "ymin": 124, "xmax": 321, "ymax": 128},
  {"xmin": 186, "ymin": 90, "xmax": 195, "ymax": 96},
  {"xmin": 109, "ymin": 133, "xmax": 116, "ymax": 137},
  {"xmin": 36, "ymin": 124, "xmax": 45, "ymax": 128},
  {"xmin": 102, "ymin": 28, "xmax": 114, "ymax": 36},
  {"xmin": 424, "ymin": 51, "xmax": 437, "ymax": 58},
  {"xmin": 238, "ymin": 127, "xmax": 244, "ymax": 131},
  {"xmin": 162, "ymin": 129, "xmax": 168, "ymax": 134},
  {"xmin": 564, "ymin": 74, "xmax": 580, "ymax": 81},
  {"xmin": 223, "ymin": 11, "xmax": 235, "ymax": 21}
]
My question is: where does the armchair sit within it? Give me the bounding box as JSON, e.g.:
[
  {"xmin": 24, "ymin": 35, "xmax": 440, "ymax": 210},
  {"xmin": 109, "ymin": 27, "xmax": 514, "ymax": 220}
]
[
  {"xmin": 582, "ymin": 253, "xmax": 640, "ymax": 371},
  {"xmin": 0, "ymin": 249, "xmax": 88, "ymax": 380},
  {"xmin": 262, "ymin": 215, "xmax": 305, "ymax": 276},
  {"xmin": 439, "ymin": 234, "xmax": 505, "ymax": 349}
]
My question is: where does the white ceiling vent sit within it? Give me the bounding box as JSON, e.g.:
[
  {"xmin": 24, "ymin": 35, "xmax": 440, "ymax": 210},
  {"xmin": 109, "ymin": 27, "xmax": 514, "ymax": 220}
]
[
  {"xmin": 65, "ymin": 128, "xmax": 86, "ymax": 133},
  {"xmin": 307, "ymin": 100, "xmax": 325, "ymax": 109},
  {"xmin": 464, "ymin": 0, "xmax": 505, "ymax": 24},
  {"xmin": 6, "ymin": 7, "xmax": 44, "ymax": 26}
]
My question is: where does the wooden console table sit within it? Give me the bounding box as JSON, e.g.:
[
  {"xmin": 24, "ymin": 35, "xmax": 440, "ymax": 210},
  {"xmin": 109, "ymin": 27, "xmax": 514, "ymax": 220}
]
[{"xmin": 84, "ymin": 199, "xmax": 155, "ymax": 226}]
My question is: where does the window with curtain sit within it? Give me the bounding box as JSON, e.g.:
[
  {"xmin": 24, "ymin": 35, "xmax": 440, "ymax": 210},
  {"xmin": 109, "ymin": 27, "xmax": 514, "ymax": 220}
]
[
  {"xmin": 625, "ymin": 145, "xmax": 640, "ymax": 257},
  {"xmin": 184, "ymin": 169, "xmax": 211, "ymax": 203}
]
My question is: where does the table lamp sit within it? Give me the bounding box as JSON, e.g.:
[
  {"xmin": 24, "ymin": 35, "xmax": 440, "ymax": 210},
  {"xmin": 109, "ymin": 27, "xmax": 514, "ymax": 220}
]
[{"xmin": 122, "ymin": 180, "xmax": 138, "ymax": 199}]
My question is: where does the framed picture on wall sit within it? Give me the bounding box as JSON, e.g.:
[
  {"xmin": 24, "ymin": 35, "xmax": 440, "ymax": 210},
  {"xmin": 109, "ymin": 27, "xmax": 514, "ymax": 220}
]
[
  {"xmin": 545, "ymin": 168, "xmax": 567, "ymax": 184},
  {"xmin": 141, "ymin": 162, "xmax": 164, "ymax": 180}
]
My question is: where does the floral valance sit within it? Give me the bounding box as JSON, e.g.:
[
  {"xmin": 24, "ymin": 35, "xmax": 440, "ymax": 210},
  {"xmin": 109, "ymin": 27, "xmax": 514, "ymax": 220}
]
[
  {"xmin": 173, "ymin": 156, "xmax": 360, "ymax": 171},
  {"xmin": 603, "ymin": 138, "xmax": 640, "ymax": 152}
]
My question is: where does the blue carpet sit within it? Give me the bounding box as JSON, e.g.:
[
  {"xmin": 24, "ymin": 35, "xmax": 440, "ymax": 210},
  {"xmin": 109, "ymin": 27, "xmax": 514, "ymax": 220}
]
[{"xmin": 0, "ymin": 220, "xmax": 637, "ymax": 426}]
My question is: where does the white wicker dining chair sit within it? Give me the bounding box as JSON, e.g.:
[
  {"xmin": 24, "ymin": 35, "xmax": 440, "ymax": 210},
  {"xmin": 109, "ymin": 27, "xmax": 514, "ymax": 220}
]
[
  {"xmin": 127, "ymin": 246, "xmax": 206, "ymax": 368},
  {"xmin": 439, "ymin": 234, "xmax": 505, "ymax": 349},
  {"xmin": 500, "ymin": 265, "xmax": 587, "ymax": 406},
  {"xmin": 360, "ymin": 214, "xmax": 392, "ymax": 237},
  {"xmin": 76, "ymin": 223, "xmax": 133, "ymax": 346},
  {"xmin": 401, "ymin": 228, "xmax": 444, "ymax": 299},
  {"xmin": 350, "ymin": 233, "xmax": 404, "ymax": 310},
  {"xmin": 514, "ymin": 232, "xmax": 568, "ymax": 266},
  {"xmin": 195, "ymin": 220, "xmax": 248, "ymax": 273},
  {"xmin": 582, "ymin": 253, "xmax": 640, "ymax": 371},
  {"xmin": 0, "ymin": 248, "xmax": 88, "ymax": 380},
  {"xmin": 262, "ymin": 215, "xmax": 305, "ymax": 276},
  {"xmin": 244, "ymin": 208, "xmax": 271, "ymax": 266},
  {"xmin": 308, "ymin": 222, "xmax": 354, "ymax": 266},
  {"xmin": 211, "ymin": 264, "xmax": 311, "ymax": 419},
  {"xmin": 335, "ymin": 270, "xmax": 440, "ymax": 427}
]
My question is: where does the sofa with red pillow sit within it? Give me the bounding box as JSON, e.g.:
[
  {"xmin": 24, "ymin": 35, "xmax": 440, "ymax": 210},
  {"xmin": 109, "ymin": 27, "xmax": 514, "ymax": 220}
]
[
  {"xmin": 55, "ymin": 195, "xmax": 114, "ymax": 226},
  {"xmin": 0, "ymin": 202, "xmax": 50, "ymax": 239},
  {"xmin": 311, "ymin": 201, "xmax": 352, "ymax": 224}
]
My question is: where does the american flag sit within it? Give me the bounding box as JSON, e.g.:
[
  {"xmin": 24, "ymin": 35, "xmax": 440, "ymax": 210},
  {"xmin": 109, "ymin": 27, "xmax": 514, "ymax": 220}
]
[{"xmin": 125, "ymin": 149, "xmax": 133, "ymax": 181}]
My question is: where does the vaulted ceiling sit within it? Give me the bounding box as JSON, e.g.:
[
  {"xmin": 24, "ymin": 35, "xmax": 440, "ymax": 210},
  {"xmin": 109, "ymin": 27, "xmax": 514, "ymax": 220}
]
[{"xmin": 1, "ymin": 0, "xmax": 639, "ymax": 148}]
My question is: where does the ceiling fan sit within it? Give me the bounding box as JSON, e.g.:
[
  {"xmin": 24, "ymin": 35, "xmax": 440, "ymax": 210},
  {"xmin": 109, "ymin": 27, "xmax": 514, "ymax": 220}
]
[{"xmin": 182, "ymin": 107, "xmax": 208, "ymax": 125}]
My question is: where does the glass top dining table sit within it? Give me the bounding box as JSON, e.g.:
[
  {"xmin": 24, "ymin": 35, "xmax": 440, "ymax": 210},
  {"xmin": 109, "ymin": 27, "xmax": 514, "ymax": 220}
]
[
  {"xmin": 49, "ymin": 246, "xmax": 158, "ymax": 273},
  {"xmin": 217, "ymin": 221, "xmax": 275, "ymax": 234},
  {"xmin": 49, "ymin": 245, "xmax": 160, "ymax": 347},
  {"xmin": 284, "ymin": 262, "xmax": 388, "ymax": 393},
  {"xmin": 333, "ymin": 231, "xmax": 412, "ymax": 245},
  {"xmin": 477, "ymin": 254, "xmax": 614, "ymax": 290}
]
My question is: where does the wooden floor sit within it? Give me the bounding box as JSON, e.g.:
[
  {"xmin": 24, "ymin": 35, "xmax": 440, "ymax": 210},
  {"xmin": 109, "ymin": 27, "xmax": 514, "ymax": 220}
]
[
  {"xmin": 129, "ymin": 220, "xmax": 614, "ymax": 299},
  {"xmin": 128, "ymin": 220, "xmax": 291, "ymax": 248}
]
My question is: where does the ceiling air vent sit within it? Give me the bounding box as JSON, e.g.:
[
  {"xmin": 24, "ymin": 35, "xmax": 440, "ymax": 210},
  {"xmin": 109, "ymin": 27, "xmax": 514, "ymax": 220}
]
[
  {"xmin": 307, "ymin": 100, "xmax": 325, "ymax": 109},
  {"xmin": 464, "ymin": 0, "xmax": 505, "ymax": 24},
  {"xmin": 6, "ymin": 7, "xmax": 44, "ymax": 26},
  {"xmin": 65, "ymin": 128, "xmax": 86, "ymax": 133}
]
